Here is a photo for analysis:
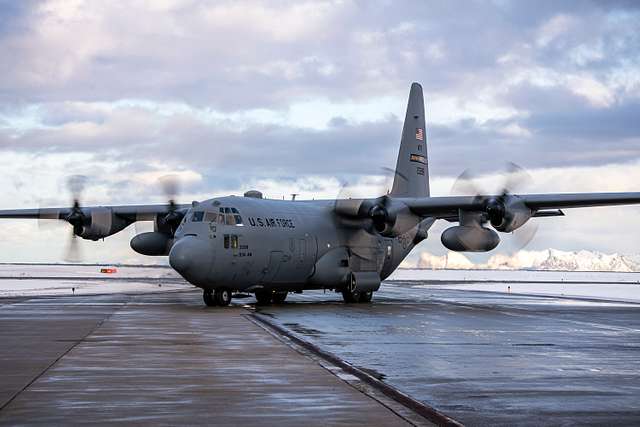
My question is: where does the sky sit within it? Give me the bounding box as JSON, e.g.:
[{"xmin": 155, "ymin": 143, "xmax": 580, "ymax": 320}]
[{"xmin": 0, "ymin": 0, "xmax": 639, "ymax": 263}]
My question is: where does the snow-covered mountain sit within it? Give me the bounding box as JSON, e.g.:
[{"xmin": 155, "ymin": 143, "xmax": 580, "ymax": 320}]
[{"xmin": 409, "ymin": 249, "xmax": 640, "ymax": 272}]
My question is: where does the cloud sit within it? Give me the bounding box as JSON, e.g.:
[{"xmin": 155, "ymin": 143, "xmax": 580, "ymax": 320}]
[{"xmin": 1, "ymin": 1, "xmax": 640, "ymax": 261}]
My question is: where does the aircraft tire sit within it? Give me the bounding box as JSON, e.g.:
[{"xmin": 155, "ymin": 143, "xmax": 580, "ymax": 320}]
[
  {"xmin": 342, "ymin": 289, "xmax": 361, "ymax": 303},
  {"xmin": 255, "ymin": 290, "xmax": 272, "ymax": 305},
  {"xmin": 203, "ymin": 289, "xmax": 217, "ymax": 307},
  {"xmin": 215, "ymin": 288, "xmax": 232, "ymax": 306},
  {"xmin": 272, "ymin": 291, "xmax": 287, "ymax": 304},
  {"xmin": 358, "ymin": 291, "xmax": 373, "ymax": 303}
]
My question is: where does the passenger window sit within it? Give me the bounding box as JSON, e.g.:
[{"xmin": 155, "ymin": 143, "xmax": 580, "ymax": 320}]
[
  {"xmin": 192, "ymin": 211, "xmax": 204, "ymax": 222},
  {"xmin": 224, "ymin": 234, "xmax": 229, "ymax": 249}
]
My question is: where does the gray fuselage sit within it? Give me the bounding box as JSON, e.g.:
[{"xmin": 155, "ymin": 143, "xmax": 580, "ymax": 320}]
[{"xmin": 170, "ymin": 195, "xmax": 432, "ymax": 292}]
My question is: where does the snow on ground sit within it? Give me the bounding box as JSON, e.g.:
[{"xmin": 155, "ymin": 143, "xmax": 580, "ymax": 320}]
[
  {"xmin": 390, "ymin": 268, "xmax": 640, "ymax": 283},
  {"xmin": 0, "ymin": 264, "xmax": 187, "ymax": 297},
  {"xmin": 0, "ymin": 264, "xmax": 180, "ymax": 279},
  {"xmin": 1, "ymin": 264, "xmax": 639, "ymax": 301},
  {"xmin": 391, "ymin": 269, "xmax": 640, "ymax": 303}
]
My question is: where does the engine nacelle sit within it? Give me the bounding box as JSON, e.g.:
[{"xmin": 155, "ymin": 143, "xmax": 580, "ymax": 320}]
[
  {"xmin": 487, "ymin": 196, "xmax": 533, "ymax": 233},
  {"xmin": 441, "ymin": 225, "xmax": 500, "ymax": 252},
  {"xmin": 78, "ymin": 208, "xmax": 130, "ymax": 241},
  {"xmin": 130, "ymin": 232, "xmax": 174, "ymax": 256},
  {"xmin": 372, "ymin": 203, "xmax": 420, "ymax": 238}
]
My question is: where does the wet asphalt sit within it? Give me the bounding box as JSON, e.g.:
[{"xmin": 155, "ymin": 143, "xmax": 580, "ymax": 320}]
[
  {"xmin": 257, "ymin": 282, "xmax": 640, "ymax": 426},
  {"xmin": 1, "ymin": 281, "xmax": 639, "ymax": 426},
  {"xmin": 0, "ymin": 291, "xmax": 414, "ymax": 426}
]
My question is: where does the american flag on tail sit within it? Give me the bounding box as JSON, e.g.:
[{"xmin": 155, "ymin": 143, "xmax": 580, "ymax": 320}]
[{"xmin": 415, "ymin": 128, "xmax": 424, "ymax": 141}]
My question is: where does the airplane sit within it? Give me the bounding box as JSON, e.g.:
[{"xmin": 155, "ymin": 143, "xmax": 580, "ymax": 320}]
[{"xmin": 1, "ymin": 82, "xmax": 640, "ymax": 307}]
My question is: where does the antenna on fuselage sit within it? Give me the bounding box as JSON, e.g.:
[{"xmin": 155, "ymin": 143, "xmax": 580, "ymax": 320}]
[{"xmin": 291, "ymin": 193, "xmax": 298, "ymax": 201}]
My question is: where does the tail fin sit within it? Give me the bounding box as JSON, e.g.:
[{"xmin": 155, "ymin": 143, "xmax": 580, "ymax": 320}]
[{"xmin": 390, "ymin": 82, "xmax": 430, "ymax": 198}]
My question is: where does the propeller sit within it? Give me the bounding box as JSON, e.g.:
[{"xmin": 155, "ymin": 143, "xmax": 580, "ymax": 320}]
[
  {"xmin": 37, "ymin": 175, "xmax": 88, "ymax": 262},
  {"xmin": 157, "ymin": 174, "xmax": 183, "ymax": 234},
  {"xmin": 333, "ymin": 168, "xmax": 415, "ymax": 262},
  {"xmin": 450, "ymin": 163, "xmax": 538, "ymax": 253}
]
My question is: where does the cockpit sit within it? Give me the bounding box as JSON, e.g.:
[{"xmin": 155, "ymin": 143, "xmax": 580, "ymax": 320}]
[{"xmin": 187, "ymin": 207, "xmax": 244, "ymax": 226}]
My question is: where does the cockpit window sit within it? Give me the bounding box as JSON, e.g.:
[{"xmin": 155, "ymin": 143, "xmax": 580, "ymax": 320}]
[
  {"xmin": 215, "ymin": 207, "xmax": 243, "ymax": 226},
  {"xmin": 230, "ymin": 208, "xmax": 243, "ymax": 225},
  {"xmin": 192, "ymin": 211, "xmax": 204, "ymax": 222}
]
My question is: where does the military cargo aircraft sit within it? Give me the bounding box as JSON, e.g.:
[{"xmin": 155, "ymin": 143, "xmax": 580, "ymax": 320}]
[{"xmin": 1, "ymin": 83, "xmax": 639, "ymax": 306}]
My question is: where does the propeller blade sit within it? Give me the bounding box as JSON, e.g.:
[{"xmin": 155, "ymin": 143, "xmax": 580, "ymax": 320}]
[
  {"xmin": 500, "ymin": 162, "xmax": 532, "ymax": 195},
  {"xmin": 506, "ymin": 221, "xmax": 539, "ymax": 253},
  {"xmin": 451, "ymin": 169, "xmax": 482, "ymax": 197},
  {"xmin": 159, "ymin": 174, "xmax": 180, "ymax": 205},
  {"xmin": 450, "ymin": 162, "xmax": 539, "ymax": 252},
  {"xmin": 67, "ymin": 175, "xmax": 87, "ymax": 202},
  {"xmin": 64, "ymin": 232, "xmax": 82, "ymax": 263}
]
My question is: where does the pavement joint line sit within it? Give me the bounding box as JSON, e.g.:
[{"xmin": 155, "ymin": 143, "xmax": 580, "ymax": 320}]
[
  {"xmin": 0, "ymin": 297, "xmax": 130, "ymax": 412},
  {"xmin": 243, "ymin": 313, "xmax": 424, "ymax": 426},
  {"xmin": 248, "ymin": 312, "xmax": 463, "ymax": 427}
]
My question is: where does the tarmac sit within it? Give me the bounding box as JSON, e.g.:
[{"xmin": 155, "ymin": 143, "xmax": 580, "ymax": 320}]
[
  {"xmin": 0, "ymin": 291, "xmax": 427, "ymax": 426},
  {"xmin": 1, "ymin": 277, "xmax": 640, "ymax": 426}
]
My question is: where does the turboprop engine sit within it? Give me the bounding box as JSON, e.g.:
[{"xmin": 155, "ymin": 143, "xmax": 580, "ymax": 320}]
[
  {"xmin": 334, "ymin": 196, "xmax": 420, "ymax": 238},
  {"xmin": 442, "ymin": 163, "xmax": 537, "ymax": 252},
  {"xmin": 441, "ymin": 195, "xmax": 534, "ymax": 252},
  {"xmin": 485, "ymin": 194, "xmax": 533, "ymax": 233},
  {"xmin": 73, "ymin": 207, "xmax": 131, "ymax": 241}
]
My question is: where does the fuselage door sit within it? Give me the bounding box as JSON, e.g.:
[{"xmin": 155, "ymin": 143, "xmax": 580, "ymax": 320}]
[{"xmin": 298, "ymin": 234, "xmax": 317, "ymax": 277}]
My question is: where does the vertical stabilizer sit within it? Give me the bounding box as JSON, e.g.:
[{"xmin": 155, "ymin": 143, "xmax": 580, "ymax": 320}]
[{"xmin": 390, "ymin": 82, "xmax": 430, "ymax": 198}]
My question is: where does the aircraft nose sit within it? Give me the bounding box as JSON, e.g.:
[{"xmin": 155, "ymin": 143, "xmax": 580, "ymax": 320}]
[{"xmin": 169, "ymin": 237, "xmax": 210, "ymax": 283}]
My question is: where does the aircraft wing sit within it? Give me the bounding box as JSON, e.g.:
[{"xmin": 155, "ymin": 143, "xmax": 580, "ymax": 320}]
[
  {"xmin": 400, "ymin": 192, "xmax": 640, "ymax": 219},
  {"xmin": 0, "ymin": 204, "xmax": 192, "ymax": 221}
]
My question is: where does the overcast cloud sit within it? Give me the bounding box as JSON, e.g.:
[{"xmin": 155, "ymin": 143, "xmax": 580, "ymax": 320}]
[{"xmin": 0, "ymin": 0, "xmax": 639, "ymax": 262}]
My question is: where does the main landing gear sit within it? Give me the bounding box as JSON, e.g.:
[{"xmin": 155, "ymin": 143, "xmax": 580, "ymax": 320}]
[
  {"xmin": 254, "ymin": 290, "xmax": 288, "ymax": 305},
  {"xmin": 203, "ymin": 288, "xmax": 232, "ymax": 307},
  {"xmin": 341, "ymin": 289, "xmax": 373, "ymax": 303}
]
